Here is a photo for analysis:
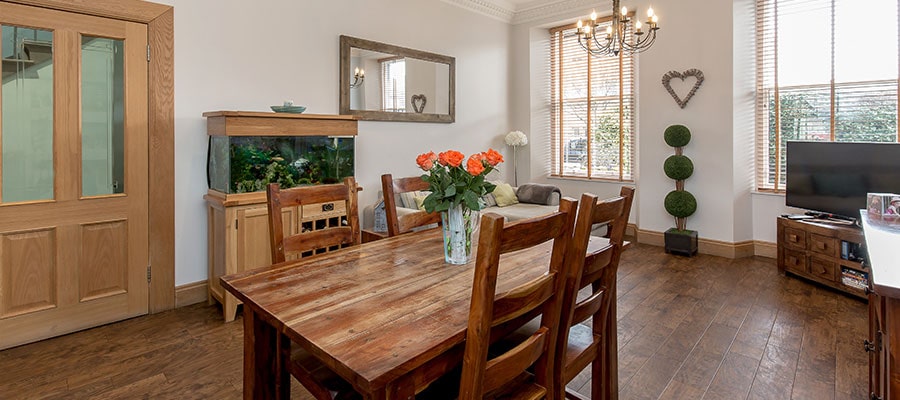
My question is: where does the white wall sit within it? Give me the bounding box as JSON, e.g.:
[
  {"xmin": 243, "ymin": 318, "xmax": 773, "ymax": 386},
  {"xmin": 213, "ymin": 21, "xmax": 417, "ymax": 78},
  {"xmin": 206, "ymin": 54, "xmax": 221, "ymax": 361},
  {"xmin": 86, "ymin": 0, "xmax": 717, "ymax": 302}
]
[
  {"xmin": 511, "ymin": 0, "xmax": 795, "ymax": 245},
  {"xmin": 158, "ymin": 0, "xmax": 511, "ymax": 285}
]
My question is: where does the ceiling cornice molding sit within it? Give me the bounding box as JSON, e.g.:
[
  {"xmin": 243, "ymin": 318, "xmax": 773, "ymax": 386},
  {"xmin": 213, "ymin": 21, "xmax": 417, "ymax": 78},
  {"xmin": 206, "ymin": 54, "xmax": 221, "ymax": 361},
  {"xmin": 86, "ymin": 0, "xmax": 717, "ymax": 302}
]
[
  {"xmin": 511, "ymin": 0, "xmax": 602, "ymax": 25},
  {"xmin": 440, "ymin": 0, "xmax": 516, "ymax": 23}
]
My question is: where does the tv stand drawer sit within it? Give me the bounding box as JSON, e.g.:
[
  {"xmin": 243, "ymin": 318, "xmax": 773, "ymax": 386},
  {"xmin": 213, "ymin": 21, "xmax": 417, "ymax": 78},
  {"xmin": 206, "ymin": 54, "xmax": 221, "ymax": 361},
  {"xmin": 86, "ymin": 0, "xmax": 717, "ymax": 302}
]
[
  {"xmin": 809, "ymin": 233, "xmax": 838, "ymax": 258},
  {"xmin": 783, "ymin": 249, "xmax": 806, "ymax": 274},
  {"xmin": 809, "ymin": 256, "xmax": 837, "ymax": 282},
  {"xmin": 783, "ymin": 226, "xmax": 807, "ymax": 250}
]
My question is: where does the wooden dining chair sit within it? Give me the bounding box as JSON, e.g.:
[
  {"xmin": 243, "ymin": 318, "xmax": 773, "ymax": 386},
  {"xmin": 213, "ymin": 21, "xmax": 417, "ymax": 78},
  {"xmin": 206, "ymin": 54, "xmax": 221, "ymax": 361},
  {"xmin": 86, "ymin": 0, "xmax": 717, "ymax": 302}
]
[
  {"xmin": 265, "ymin": 177, "xmax": 362, "ymax": 400},
  {"xmin": 556, "ymin": 187, "xmax": 634, "ymax": 400},
  {"xmin": 452, "ymin": 197, "xmax": 577, "ymax": 399},
  {"xmin": 266, "ymin": 177, "xmax": 360, "ymax": 263},
  {"xmin": 381, "ymin": 173, "xmax": 441, "ymax": 237}
]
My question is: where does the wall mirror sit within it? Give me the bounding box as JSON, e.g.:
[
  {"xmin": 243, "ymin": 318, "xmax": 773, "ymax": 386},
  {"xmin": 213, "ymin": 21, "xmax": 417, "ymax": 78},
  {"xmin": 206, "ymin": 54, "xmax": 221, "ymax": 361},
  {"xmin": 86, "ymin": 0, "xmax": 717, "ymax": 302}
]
[{"xmin": 340, "ymin": 35, "xmax": 455, "ymax": 123}]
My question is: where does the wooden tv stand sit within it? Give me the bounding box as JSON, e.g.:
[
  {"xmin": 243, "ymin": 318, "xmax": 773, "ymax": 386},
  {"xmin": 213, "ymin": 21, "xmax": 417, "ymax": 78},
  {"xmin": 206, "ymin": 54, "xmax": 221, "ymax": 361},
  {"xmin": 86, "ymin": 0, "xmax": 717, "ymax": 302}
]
[{"xmin": 777, "ymin": 216, "xmax": 867, "ymax": 298}]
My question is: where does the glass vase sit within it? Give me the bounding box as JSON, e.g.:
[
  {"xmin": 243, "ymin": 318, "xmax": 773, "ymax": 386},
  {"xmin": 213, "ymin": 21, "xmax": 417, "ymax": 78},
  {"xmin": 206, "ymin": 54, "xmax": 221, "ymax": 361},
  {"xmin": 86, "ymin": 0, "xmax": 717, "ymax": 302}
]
[{"xmin": 441, "ymin": 204, "xmax": 479, "ymax": 265}]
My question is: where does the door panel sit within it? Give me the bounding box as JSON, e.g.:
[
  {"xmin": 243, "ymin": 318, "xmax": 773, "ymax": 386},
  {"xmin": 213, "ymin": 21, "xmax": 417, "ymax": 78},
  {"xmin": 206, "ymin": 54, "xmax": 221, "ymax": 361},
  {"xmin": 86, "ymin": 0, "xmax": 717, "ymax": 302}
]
[
  {"xmin": 0, "ymin": 228, "xmax": 57, "ymax": 318},
  {"xmin": 79, "ymin": 220, "xmax": 128, "ymax": 301},
  {"xmin": 0, "ymin": 3, "xmax": 148, "ymax": 349}
]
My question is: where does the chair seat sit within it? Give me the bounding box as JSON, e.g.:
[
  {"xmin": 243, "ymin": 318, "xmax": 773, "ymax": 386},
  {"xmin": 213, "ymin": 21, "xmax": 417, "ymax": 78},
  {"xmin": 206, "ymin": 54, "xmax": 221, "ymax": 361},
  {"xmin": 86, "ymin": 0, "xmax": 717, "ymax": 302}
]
[
  {"xmin": 289, "ymin": 345, "xmax": 360, "ymax": 400},
  {"xmin": 562, "ymin": 323, "xmax": 600, "ymax": 383},
  {"xmin": 485, "ymin": 372, "xmax": 547, "ymax": 400},
  {"xmin": 417, "ymin": 368, "xmax": 547, "ymax": 400}
]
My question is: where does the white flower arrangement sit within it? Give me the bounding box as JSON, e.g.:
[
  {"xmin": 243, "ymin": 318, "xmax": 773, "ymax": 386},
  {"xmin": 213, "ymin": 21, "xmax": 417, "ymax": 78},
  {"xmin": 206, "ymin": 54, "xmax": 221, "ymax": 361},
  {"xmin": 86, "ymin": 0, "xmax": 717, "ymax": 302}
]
[{"xmin": 505, "ymin": 130, "xmax": 528, "ymax": 147}]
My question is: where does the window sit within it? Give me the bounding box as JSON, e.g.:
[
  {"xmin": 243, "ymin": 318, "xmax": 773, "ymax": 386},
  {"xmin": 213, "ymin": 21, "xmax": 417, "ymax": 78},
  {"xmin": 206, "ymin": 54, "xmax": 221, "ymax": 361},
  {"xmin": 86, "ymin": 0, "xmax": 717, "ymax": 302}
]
[
  {"xmin": 550, "ymin": 19, "xmax": 635, "ymax": 181},
  {"xmin": 381, "ymin": 57, "xmax": 405, "ymax": 112},
  {"xmin": 755, "ymin": 0, "xmax": 899, "ymax": 190}
]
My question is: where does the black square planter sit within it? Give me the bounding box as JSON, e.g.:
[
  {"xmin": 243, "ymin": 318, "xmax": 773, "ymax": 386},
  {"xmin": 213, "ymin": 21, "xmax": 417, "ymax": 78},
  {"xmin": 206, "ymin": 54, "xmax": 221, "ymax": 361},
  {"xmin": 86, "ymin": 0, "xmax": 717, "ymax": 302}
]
[{"xmin": 664, "ymin": 228, "xmax": 698, "ymax": 256}]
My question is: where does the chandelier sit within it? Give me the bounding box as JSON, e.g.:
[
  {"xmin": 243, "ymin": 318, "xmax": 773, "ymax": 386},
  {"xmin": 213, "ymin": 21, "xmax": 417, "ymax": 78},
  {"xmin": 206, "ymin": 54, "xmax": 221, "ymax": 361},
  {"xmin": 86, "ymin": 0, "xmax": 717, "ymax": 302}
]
[
  {"xmin": 350, "ymin": 67, "xmax": 365, "ymax": 89},
  {"xmin": 575, "ymin": 0, "xmax": 659, "ymax": 57}
]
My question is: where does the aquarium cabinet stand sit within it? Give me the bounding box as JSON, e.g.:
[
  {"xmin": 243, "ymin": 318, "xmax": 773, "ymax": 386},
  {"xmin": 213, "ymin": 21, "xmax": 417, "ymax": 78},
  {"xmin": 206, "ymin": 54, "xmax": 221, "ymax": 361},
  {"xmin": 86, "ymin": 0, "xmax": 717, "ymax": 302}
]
[{"xmin": 203, "ymin": 111, "xmax": 358, "ymax": 322}]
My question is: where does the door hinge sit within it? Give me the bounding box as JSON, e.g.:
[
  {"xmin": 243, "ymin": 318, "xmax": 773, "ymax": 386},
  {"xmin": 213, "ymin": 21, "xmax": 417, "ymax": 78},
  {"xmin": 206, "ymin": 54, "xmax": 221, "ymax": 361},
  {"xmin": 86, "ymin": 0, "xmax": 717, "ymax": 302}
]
[
  {"xmin": 147, "ymin": 264, "xmax": 152, "ymax": 284},
  {"xmin": 147, "ymin": 45, "xmax": 151, "ymax": 62},
  {"xmin": 235, "ymin": 218, "xmax": 239, "ymax": 230}
]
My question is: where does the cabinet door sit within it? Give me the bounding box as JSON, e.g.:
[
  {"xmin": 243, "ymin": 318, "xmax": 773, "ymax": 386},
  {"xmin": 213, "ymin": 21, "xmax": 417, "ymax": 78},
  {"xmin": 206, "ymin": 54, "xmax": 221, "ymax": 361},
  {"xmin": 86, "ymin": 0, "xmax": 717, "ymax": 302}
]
[{"xmin": 236, "ymin": 205, "xmax": 295, "ymax": 271}]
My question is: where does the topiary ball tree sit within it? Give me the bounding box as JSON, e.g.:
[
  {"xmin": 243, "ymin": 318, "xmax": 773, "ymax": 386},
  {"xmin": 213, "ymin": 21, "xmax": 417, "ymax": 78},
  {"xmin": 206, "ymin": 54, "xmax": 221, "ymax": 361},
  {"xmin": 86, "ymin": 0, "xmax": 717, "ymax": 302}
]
[{"xmin": 663, "ymin": 124, "xmax": 696, "ymax": 231}]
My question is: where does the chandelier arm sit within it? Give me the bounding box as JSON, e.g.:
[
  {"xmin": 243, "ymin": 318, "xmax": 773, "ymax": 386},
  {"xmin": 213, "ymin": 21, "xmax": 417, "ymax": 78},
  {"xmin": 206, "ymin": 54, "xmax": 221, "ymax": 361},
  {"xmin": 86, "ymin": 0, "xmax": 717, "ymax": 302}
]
[
  {"xmin": 589, "ymin": 28, "xmax": 612, "ymax": 55},
  {"xmin": 619, "ymin": 27, "xmax": 657, "ymax": 52}
]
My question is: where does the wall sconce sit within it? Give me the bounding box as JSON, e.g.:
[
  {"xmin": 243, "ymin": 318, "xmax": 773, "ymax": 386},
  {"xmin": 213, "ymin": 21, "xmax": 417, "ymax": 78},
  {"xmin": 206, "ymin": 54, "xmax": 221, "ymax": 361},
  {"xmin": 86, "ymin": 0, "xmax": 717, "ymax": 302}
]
[{"xmin": 350, "ymin": 67, "xmax": 365, "ymax": 89}]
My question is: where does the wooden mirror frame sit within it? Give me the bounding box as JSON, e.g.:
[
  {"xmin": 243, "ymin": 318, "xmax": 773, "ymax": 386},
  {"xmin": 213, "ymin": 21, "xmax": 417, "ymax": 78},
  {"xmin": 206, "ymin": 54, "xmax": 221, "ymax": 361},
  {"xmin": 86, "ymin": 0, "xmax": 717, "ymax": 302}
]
[{"xmin": 339, "ymin": 35, "xmax": 455, "ymax": 123}]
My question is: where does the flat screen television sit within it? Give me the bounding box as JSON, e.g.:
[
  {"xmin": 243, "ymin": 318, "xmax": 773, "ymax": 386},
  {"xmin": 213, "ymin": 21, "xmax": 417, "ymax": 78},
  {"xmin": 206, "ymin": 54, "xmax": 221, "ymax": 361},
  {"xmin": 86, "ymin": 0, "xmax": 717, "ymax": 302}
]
[{"xmin": 786, "ymin": 141, "xmax": 900, "ymax": 220}]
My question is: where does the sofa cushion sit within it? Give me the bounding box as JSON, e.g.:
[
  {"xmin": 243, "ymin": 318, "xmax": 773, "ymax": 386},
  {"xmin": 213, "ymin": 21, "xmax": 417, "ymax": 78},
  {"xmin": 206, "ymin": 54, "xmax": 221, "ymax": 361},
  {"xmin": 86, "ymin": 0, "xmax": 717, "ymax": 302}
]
[
  {"xmin": 398, "ymin": 191, "xmax": 421, "ymax": 209},
  {"xmin": 493, "ymin": 183, "xmax": 519, "ymax": 207},
  {"xmin": 413, "ymin": 192, "xmax": 428, "ymax": 211},
  {"xmin": 516, "ymin": 183, "xmax": 562, "ymax": 206},
  {"xmin": 485, "ymin": 203, "xmax": 557, "ymax": 222},
  {"xmin": 482, "ymin": 193, "xmax": 497, "ymax": 207}
]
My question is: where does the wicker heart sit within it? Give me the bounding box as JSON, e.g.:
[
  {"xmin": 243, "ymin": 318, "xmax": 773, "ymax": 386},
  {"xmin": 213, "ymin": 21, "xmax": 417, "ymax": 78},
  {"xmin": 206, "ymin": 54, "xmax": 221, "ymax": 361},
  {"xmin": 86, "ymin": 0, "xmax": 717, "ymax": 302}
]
[
  {"xmin": 662, "ymin": 69, "xmax": 705, "ymax": 109},
  {"xmin": 411, "ymin": 94, "xmax": 427, "ymax": 114}
]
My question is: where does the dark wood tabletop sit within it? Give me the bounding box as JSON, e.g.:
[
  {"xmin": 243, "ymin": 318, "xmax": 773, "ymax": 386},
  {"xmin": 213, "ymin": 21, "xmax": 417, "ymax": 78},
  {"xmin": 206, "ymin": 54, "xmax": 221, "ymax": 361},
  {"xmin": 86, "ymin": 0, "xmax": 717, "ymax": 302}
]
[{"xmin": 221, "ymin": 227, "xmax": 612, "ymax": 399}]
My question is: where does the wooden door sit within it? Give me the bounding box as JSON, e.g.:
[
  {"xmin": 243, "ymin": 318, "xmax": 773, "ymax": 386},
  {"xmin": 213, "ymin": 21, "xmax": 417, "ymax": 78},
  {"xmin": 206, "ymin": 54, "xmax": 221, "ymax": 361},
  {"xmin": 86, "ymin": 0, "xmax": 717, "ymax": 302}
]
[{"xmin": 0, "ymin": 3, "xmax": 149, "ymax": 349}]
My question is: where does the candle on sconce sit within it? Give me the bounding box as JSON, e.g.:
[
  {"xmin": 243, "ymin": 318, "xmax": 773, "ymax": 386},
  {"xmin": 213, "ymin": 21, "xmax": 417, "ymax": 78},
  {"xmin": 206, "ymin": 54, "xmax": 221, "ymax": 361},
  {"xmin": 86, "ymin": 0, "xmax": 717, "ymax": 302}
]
[
  {"xmin": 635, "ymin": 20, "xmax": 642, "ymax": 33},
  {"xmin": 590, "ymin": 11, "xmax": 597, "ymax": 21}
]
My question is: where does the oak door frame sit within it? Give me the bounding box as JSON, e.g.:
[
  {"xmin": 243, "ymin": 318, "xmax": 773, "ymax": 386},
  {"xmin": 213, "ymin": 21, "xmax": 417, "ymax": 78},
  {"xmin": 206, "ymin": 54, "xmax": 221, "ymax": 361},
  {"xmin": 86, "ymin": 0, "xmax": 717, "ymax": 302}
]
[{"xmin": 2, "ymin": 0, "xmax": 176, "ymax": 313}]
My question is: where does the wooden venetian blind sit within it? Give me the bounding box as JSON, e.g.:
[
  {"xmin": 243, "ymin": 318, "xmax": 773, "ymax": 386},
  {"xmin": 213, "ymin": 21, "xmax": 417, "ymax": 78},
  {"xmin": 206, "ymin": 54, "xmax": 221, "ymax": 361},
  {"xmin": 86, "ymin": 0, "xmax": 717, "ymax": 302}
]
[
  {"xmin": 755, "ymin": 0, "xmax": 899, "ymax": 191},
  {"xmin": 381, "ymin": 58, "xmax": 406, "ymax": 112},
  {"xmin": 550, "ymin": 17, "xmax": 636, "ymax": 181}
]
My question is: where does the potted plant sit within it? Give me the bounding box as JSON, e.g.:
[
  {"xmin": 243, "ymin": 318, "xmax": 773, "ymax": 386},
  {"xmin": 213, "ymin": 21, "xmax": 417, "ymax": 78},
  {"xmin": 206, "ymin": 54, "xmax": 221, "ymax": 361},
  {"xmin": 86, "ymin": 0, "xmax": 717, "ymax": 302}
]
[{"xmin": 663, "ymin": 124, "xmax": 698, "ymax": 256}]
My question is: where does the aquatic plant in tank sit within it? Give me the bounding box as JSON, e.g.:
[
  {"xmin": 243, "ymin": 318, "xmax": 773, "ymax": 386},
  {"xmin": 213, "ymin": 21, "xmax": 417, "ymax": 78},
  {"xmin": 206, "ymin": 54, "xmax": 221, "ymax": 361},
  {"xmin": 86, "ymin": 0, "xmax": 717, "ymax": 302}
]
[{"xmin": 207, "ymin": 136, "xmax": 355, "ymax": 194}]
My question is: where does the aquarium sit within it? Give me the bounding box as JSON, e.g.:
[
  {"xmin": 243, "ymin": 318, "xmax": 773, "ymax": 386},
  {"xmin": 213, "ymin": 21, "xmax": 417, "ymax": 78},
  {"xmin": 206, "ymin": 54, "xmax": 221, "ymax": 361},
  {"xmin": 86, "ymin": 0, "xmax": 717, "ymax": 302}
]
[{"xmin": 207, "ymin": 135, "xmax": 355, "ymax": 194}]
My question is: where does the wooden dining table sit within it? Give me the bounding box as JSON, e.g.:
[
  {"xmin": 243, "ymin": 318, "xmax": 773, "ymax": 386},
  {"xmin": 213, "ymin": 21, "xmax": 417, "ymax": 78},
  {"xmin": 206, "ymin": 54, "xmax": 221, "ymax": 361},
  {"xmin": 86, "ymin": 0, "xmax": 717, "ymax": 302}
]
[{"xmin": 220, "ymin": 227, "xmax": 613, "ymax": 400}]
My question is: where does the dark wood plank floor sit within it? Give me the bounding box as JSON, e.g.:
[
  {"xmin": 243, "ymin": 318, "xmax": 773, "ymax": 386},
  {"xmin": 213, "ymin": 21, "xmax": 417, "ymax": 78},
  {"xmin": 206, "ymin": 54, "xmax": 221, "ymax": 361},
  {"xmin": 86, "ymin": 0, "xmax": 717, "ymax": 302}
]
[{"xmin": 0, "ymin": 243, "xmax": 868, "ymax": 399}]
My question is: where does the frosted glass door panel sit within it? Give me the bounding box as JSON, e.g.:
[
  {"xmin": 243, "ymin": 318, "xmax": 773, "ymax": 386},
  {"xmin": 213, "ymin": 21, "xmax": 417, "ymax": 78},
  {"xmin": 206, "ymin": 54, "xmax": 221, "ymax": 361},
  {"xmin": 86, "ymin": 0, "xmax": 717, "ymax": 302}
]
[
  {"xmin": 81, "ymin": 36, "xmax": 124, "ymax": 197},
  {"xmin": 1, "ymin": 25, "xmax": 54, "ymax": 203}
]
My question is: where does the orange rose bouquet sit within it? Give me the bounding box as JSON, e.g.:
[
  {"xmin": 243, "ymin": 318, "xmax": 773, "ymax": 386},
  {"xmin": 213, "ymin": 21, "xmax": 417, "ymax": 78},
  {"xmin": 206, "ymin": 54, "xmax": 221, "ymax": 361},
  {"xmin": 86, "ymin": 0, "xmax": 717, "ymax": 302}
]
[{"xmin": 415, "ymin": 149, "xmax": 504, "ymax": 213}]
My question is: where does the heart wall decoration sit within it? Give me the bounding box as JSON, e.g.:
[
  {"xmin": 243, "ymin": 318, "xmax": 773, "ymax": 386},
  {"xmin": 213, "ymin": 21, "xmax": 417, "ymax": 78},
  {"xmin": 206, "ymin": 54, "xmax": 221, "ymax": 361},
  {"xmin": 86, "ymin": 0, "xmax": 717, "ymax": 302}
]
[
  {"xmin": 662, "ymin": 69, "xmax": 705, "ymax": 109},
  {"xmin": 411, "ymin": 94, "xmax": 427, "ymax": 114}
]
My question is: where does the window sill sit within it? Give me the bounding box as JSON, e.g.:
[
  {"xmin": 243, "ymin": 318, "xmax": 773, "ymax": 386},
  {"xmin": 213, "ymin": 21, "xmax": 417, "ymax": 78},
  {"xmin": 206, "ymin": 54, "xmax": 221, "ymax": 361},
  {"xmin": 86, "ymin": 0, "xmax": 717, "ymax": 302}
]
[
  {"xmin": 752, "ymin": 189, "xmax": 785, "ymax": 197},
  {"xmin": 547, "ymin": 175, "xmax": 634, "ymax": 184}
]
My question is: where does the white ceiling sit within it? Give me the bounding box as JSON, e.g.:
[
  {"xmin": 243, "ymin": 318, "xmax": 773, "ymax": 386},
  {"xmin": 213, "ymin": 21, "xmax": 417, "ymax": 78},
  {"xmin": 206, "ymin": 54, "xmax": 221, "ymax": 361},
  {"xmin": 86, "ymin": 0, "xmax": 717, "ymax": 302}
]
[{"xmin": 441, "ymin": 0, "xmax": 601, "ymax": 25}]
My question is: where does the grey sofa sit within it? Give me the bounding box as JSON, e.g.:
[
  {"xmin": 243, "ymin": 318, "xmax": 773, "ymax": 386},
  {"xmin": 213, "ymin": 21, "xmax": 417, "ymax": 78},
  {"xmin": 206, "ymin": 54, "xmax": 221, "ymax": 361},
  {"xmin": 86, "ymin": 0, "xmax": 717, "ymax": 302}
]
[{"xmin": 362, "ymin": 184, "xmax": 560, "ymax": 232}]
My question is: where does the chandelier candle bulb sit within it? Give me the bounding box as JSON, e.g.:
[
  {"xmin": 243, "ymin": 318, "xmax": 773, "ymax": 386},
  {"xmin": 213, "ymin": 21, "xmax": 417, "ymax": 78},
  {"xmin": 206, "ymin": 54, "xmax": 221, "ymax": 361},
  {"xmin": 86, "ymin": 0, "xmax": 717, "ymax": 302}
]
[
  {"xmin": 591, "ymin": 11, "xmax": 597, "ymax": 20},
  {"xmin": 648, "ymin": 7, "xmax": 654, "ymax": 18},
  {"xmin": 635, "ymin": 21, "xmax": 642, "ymax": 33}
]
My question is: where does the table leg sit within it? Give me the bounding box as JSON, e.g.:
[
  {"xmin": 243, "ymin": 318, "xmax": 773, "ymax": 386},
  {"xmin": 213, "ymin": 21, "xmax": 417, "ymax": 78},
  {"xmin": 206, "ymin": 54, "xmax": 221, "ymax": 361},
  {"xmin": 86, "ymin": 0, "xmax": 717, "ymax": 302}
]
[{"xmin": 243, "ymin": 307, "xmax": 290, "ymax": 399}]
